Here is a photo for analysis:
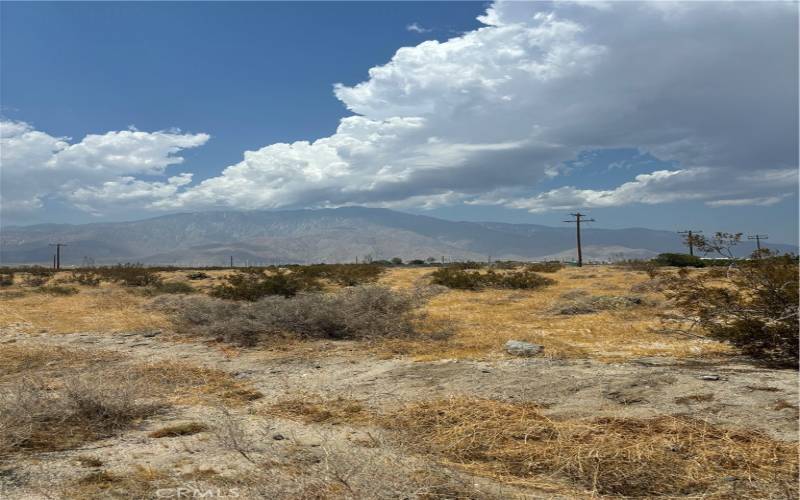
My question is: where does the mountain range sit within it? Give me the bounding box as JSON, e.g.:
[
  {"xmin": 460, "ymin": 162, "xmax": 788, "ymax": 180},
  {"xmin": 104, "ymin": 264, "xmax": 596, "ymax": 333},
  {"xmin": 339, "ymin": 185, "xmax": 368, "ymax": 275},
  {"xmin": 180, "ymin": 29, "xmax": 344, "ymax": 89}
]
[{"xmin": 1, "ymin": 207, "xmax": 795, "ymax": 266}]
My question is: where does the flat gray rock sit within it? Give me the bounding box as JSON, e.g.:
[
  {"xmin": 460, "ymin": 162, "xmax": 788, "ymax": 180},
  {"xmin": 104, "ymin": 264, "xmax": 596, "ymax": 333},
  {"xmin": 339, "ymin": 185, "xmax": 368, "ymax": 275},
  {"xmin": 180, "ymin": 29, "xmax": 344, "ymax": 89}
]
[{"xmin": 505, "ymin": 340, "xmax": 543, "ymax": 357}]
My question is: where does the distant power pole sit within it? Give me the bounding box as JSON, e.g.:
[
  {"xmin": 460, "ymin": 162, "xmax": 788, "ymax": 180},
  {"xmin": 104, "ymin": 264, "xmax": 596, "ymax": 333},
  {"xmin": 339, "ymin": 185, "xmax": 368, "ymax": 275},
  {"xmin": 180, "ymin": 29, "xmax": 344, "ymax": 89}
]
[
  {"xmin": 678, "ymin": 230, "xmax": 703, "ymax": 257},
  {"xmin": 230, "ymin": 255, "xmax": 234, "ymax": 268},
  {"xmin": 49, "ymin": 243, "xmax": 67, "ymax": 270},
  {"xmin": 564, "ymin": 213, "xmax": 595, "ymax": 267},
  {"xmin": 748, "ymin": 234, "xmax": 768, "ymax": 255}
]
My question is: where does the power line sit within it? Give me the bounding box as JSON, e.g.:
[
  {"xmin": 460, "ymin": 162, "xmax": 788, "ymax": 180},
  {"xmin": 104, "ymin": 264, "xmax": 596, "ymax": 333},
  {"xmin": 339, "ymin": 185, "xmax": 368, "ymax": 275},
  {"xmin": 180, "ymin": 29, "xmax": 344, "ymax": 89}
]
[
  {"xmin": 678, "ymin": 230, "xmax": 703, "ymax": 256},
  {"xmin": 563, "ymin": 213, "xmax": 595, "ymax": 267}
]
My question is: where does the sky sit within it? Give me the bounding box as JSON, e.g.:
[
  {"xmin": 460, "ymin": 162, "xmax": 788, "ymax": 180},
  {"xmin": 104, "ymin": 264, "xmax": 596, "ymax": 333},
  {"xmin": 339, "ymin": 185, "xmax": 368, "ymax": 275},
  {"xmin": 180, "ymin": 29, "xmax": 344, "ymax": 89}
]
[{"xmin": 1, "ymin": 1, "xmax": 798, "ymax": 244}]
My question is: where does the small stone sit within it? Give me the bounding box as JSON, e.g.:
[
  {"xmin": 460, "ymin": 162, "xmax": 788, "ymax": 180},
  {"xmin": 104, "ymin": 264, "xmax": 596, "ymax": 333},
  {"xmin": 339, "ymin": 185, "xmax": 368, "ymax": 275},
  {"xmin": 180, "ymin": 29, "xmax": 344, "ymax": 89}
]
[
  {"xmin": 272, "ymin": 434, "xmax": 285, "ymax": 441},
  {"xmin": 141, "ymin": 330, "xmax": 161, "ymax": 338},
  {"xmin": 505, "ymin": 340, "xmax": 543, "ymax": 357},
  {"xmin": 699, "ymin": 374, "xmax": 720, "ymax": 381}
]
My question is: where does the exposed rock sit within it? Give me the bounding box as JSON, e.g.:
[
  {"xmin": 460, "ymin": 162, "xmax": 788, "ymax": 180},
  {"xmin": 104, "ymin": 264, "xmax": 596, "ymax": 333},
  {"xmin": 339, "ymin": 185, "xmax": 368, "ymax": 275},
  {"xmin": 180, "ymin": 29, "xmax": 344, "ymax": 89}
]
[{"xmin": 505, "ymin": 340, "xmax": 543, "ymax": 357}]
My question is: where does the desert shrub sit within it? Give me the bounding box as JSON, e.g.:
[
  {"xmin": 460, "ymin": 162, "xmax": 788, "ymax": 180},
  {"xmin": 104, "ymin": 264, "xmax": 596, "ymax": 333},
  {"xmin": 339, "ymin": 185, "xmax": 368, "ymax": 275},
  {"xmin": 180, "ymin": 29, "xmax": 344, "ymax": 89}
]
[
  {"xmin": 447, "ymin": 261, "xmax": 484, "ymax": 270},
  {"xmin": 408, "ymin": 259, "xmax": 426, "ymax": 266},
  {"xmin": 68, "ymin": 270, "xmax": 101, "ymax": 287},
  {"xmin": 492, "ymin": 260, "xmax": 525, "ymax": 270},
  {"xmin": 152, "ymin": 285, "xmax": 425, "ymax": 345},
  {"xmin": 210, "ymin": 268, "xmax": 316, "ymax": 301},
  {"xmin": 614, "ymin": 259, "xmax": 661, "ymax": 277},
  {"xmin": 385, "ymin": 397, "xmax": 798, "ymax": 497},
  {"xmin": 186, "ymin": 271, "xmax": 210, "ymax": 280},
  {"xmin": 0, "ymin": 272, "xmax": 13, "ymax": 287},
  {"xmin": 34, "ymin": 285, "xmax": 79, "ymax": 296},
  {"xmin": 431, "ymin": 268, "xmax": 554, "ymax": 291},
  {"xmin": 156, "ymin": 281, "xmax": 195, "ymax": 294},
  {"xmin": 661, "ymin": 253, "xmax": 799, "ymax": 367},
  {"xmin": 0, "ymin": 374, "xmax": 160, "ymax": 453},
  {"xmin": 653, "ymin": 253, "xmax": 705, "ymax": 268},
  {"xmin": 21, "ymin": 267, "xmax": 54, "ymax": 287},
  {"xmin": 95, "ymin": 264, "xmax": 162, "ymax": 287},
  {"xmin": 291, "ymin": 263, "xmax": 384, "ymax": 286},
  {"xmin": 525, "ymin": 261, "xmax": 564, "ymax": 273}
]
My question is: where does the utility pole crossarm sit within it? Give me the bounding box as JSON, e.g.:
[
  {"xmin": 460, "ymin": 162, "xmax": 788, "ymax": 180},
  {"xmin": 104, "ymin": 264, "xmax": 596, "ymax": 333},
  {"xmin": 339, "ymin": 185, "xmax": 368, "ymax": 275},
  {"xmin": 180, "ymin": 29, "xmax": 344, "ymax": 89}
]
[
  {"xmin": 678, "ymin": 230, "xmax": 702, "ymax": 257},
  {"xmin": 747, "ymin": 234, "xmax": 768, "ymax": 253},
  {"xmin": 564, "ymin": 212, "xmax": 595, "ymax": 267}
]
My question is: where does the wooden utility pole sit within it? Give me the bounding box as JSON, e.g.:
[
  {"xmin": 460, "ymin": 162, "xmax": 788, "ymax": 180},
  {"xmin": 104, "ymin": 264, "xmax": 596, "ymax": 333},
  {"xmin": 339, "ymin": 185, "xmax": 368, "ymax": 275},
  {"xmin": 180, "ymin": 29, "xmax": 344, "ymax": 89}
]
[
  {"xmin": 564, "ymin": 213, "xmax": 594, "ymax": 267},
  {"xmin": 678, "ymin": 230, "xmax": 702, "ymax": 256},
  {"xmin": 230, "ymin": 255, "xmax": 234, "ymax": 268},
  {"xmin": 49, "ymin": 243, "xmax": 67, "ymax": 270},
  {"xmin": 748, "ymin": 234, "xmax": 768, "ymax": 254}
]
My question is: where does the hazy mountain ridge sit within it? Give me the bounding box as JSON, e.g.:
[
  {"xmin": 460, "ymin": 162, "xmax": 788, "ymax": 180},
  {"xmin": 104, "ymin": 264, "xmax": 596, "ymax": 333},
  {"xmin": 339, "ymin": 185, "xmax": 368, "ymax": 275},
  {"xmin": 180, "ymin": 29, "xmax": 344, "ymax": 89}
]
[{"xmin": 1, "ymin": 207, "xmax": 794, "ymax": 265}]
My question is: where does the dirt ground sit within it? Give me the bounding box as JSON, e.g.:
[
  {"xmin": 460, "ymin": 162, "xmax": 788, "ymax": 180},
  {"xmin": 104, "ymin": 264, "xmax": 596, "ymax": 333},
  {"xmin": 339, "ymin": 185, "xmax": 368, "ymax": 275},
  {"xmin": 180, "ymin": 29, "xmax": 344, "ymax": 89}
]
[{"xmin": 0, "ymin": 266, "xmax": 797, "ymax": 499}]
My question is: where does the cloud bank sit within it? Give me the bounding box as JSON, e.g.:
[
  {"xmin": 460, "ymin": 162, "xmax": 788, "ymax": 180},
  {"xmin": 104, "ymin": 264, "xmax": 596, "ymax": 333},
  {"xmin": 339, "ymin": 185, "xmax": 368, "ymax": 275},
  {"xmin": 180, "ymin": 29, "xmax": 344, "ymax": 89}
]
[{"xmin": 2, "ymin": 1, "xmax": 797, "ymax": 218}]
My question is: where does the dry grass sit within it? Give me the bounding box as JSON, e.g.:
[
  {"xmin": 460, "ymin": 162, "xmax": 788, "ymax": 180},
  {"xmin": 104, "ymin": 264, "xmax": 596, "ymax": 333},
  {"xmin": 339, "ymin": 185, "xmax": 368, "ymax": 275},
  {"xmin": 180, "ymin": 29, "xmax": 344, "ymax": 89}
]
[
  {"xmin": 131, "ymin": 360, "xmax": 263, "ymax": 405},
  {"xmin": 384, "ymin": 397, "xmax": 799, "ymax": 498},
  {"xmin": 0, "ymin": 344, "xmax": 120, "ymax": 382},
  {"xmin": 0, "ymin": 285, "xmax": 170, "ymax": 334},
  {"xmin": 63, "ymin": 466, "xmax": 171, "ymax": 500},
  {"xmin": 148, "ymin": 421, "xmax": 209, "ymax": 438},
  {"xmin": 379, "ymin": 266, "xmax": 732, "ymax": 361},
  {"xmin": 267, "ymin": 394, "xmax": 370, "ymax": 424}
]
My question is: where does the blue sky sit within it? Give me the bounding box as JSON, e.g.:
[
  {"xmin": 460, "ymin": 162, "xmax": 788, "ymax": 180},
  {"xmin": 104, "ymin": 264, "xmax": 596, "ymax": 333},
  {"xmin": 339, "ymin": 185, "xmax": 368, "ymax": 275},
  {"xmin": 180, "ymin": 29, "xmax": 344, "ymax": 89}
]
[{"xmin": 1, "ymin": 1, "xmax": 798, "ymax": 244}]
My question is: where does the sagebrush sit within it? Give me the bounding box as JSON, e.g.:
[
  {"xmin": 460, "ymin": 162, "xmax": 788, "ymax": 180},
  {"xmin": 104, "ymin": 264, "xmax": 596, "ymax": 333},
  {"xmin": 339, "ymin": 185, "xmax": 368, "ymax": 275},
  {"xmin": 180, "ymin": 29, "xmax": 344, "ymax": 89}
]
[{"xmin": 152, "ymin": 285, "xmax": 428, "ymax": 345}]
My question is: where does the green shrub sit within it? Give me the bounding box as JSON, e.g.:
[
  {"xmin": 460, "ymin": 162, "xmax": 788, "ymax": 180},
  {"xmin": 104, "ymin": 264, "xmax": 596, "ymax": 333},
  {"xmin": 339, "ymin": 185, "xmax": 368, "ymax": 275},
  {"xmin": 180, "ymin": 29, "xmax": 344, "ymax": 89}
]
[
  {"xmin": 448, "ymin": 261, "xmax": 484, "ymax": 270},
  {"xmin": 186, "ymin": 272, "xmax": 211, "ymax": 280},
  {"xmin": 68, "ymin": 271, "xmax": 101, "ymax": 287},
  {"xmin": 0, "ymin": 273, "xmax": 13, "ymax": 287},
  {"xmin": 661, "ymin": 253, "xmax": 798, "ymax": 368},
  {"xmin": 35, "ymin": 285, "xmax": 79, "ymax": 296},
  {"xmin": 291, "ymin": 264, "xmax": 384, "ymax": 286},
  {"xmin": 431, "ymin": 268, "xmax": 554, "ymax": 291},
  {"xmin": 654, "ymin": 253, "xmax": 705, "ymax": 268},
  {"xmin": 210, "ymin": 269, "xmax": 316, "ymax": 301},
  {"xmin": 526, "ymin": 261, "xmax": 564, "ymax": 273},
  {"xmin": 160, "ymin": 281, "xmax": 195, "ymax": 294},
  {"xmin": 95, "ymin": 264, "xmax": 162, "ymax": 287}
]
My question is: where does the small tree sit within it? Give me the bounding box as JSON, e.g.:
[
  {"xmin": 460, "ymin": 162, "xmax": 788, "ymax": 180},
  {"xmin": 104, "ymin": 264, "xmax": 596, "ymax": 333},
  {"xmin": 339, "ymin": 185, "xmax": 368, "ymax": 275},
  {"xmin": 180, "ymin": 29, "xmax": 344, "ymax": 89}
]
[{"xmin": 694, "ymin": 232, "xmax": 743, "ymax": 260}]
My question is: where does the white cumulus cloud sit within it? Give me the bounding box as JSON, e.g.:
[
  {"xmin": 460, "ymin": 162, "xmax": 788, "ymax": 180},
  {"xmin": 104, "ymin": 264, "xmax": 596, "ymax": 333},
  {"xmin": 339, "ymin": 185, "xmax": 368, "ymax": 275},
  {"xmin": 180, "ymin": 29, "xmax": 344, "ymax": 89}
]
[
  {"xmin": 1, "ymin": 0, "xmax": 797, "ymax": 218},
  {"xmin": 0, "ymin": 120, "xmax": 208, "ymax": 216}
]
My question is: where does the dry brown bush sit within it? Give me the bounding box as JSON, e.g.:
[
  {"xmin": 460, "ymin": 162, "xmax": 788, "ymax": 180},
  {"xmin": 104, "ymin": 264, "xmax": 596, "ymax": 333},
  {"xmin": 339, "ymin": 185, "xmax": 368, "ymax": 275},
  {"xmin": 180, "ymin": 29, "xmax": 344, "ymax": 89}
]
[
  {"xmin": 151, "ymin": 285, "xmax": 431, "ymax": 345},
  {"xmin": 0, "ymin": 373, "xmax": 161, "ymax": 454},
  {"xmin": 384, "ymin": 397, "xmax": 799, "ymax": 497}
]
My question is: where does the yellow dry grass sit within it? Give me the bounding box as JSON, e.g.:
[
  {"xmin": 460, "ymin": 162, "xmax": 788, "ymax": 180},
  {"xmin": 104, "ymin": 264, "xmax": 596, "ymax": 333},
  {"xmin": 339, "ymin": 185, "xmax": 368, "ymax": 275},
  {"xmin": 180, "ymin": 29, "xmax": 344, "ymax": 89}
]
[
  {"xmin": 379, "ymin": 266, "xmax": 733, "ymax": 361},
  {"xmin": 265, "ymin": 394, "xmax": 370, "ymax": 425},
  {"xmin": 0, "ymin": 285, "xmax": 170, "ymax": 334},
  {"xmin": 385, "ymin": 397, "xmax": 799, "ymax": 498}
]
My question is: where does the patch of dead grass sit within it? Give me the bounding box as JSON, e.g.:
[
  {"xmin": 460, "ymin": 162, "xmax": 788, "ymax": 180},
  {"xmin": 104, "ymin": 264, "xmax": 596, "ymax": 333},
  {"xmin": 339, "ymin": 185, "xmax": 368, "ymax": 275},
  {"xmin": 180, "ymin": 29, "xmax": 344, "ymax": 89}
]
[
  {"xmin": 383, "ymin": 397, "xmax": 799, "ymax": 497},
  {"xmin": 0, "ymin": 344, "xmax": 121, "ymax": 382},
  {"xmin": 0, "ymin": 286, "xmax": 170, "ymax": 334},
  {"xmin": 148, "ymin": 422, "xmax": 209, "ymax": 438},
  {"xmin": 378, "ymin": 266, "xmax": 733, "ymax": 362},
  {"xmin": 131, "ymin": 360, "xmax": 263, "ymax": 406},
  {"xmin": 267, "ymin": 394, "xmax": 369, "ymax": 424}
]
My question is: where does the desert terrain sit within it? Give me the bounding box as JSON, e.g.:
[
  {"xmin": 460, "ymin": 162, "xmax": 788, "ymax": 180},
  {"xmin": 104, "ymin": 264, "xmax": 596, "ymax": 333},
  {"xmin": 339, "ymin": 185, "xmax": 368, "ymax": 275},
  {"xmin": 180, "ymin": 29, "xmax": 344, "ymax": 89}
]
[{"xmin": 0, "ymin": 265, "xmax": 797, "ymax": 499}]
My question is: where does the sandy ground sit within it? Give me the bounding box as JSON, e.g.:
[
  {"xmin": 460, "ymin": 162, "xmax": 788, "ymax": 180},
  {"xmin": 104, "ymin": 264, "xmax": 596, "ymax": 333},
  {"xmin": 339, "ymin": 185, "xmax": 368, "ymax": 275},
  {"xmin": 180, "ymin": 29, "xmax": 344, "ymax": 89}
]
[{"xmin": 1, "ymin": 325, "xmax": 796, "ymax": 499}]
